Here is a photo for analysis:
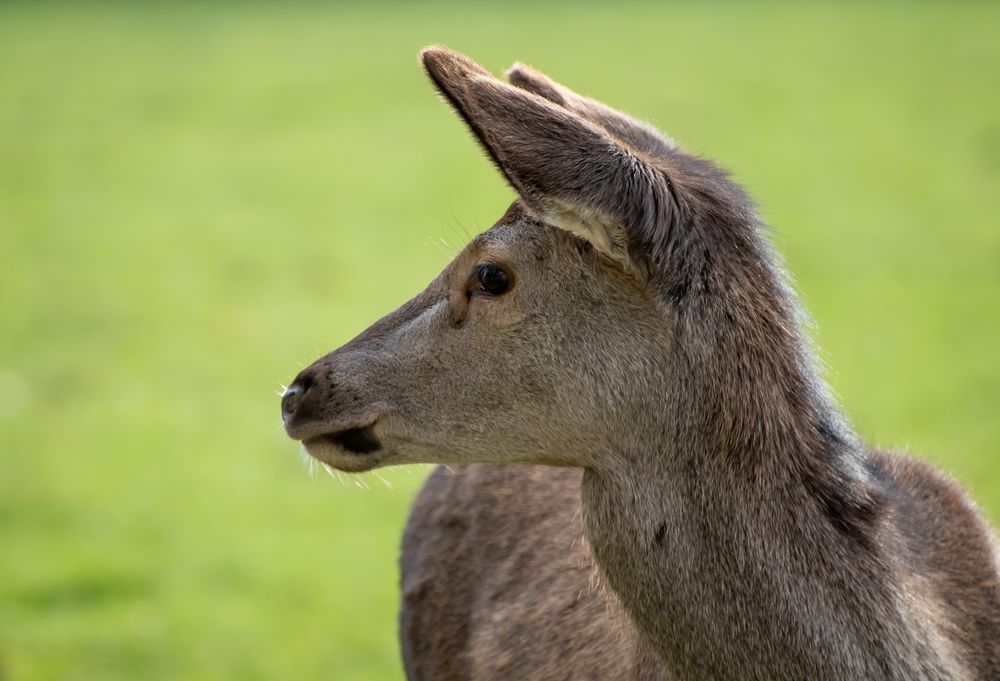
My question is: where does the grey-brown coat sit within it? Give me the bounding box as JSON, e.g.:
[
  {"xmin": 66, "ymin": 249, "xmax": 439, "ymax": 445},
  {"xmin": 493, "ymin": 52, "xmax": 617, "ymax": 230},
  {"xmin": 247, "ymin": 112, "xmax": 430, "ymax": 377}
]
[{"xmin": 282, "ymin": 48, "xmax": 1000, "ymax": 680}]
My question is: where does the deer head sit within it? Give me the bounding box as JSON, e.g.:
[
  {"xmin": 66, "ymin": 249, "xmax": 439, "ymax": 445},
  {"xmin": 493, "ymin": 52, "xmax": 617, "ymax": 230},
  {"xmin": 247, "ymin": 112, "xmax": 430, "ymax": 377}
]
[{"xmin": 282, "ymin": 47, "xmax": 818, "ymax": 477}]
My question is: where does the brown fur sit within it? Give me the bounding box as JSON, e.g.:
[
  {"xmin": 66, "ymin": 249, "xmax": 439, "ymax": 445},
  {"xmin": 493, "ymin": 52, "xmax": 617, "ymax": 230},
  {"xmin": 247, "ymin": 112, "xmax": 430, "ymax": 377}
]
[
  {"xmin": 282, "ymin": 48, "xmax": 1000, "ymax": 680},
  {"xmin": 401, "ymin": 465, "xmax": 665, "ymax": 681}
]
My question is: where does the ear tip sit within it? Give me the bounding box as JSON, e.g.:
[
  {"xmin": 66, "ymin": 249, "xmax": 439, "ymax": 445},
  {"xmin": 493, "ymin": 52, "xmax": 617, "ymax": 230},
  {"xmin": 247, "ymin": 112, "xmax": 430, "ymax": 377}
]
[
  {"xmin": 419, "ymin": 45, "xmax": 453, "ymax": 73},
  {"xmin": 420, "ymin": 45, "xmax": 447, "ymax": 62},
  {"xmin": 506, "ymin": 62, "xmax": 565, "ymax": 105},
  {"xmin": 505, "ymin": 62, "xmax": 532, "ymax": 81},
  {"xmin": 420, "ymin": 45, "xmax": 491, "ymax": 81}
]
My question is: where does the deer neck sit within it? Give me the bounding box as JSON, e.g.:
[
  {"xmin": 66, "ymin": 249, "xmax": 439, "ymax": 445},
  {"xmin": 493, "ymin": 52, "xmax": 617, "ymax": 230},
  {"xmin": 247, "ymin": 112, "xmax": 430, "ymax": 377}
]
[{"xmin": 576, "ymin": 289, "xmax": 920, "ymax": 679}]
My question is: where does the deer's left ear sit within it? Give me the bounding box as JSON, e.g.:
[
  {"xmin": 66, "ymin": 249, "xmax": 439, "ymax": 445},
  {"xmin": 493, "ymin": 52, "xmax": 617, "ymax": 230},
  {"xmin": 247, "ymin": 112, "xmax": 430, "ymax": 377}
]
[
  {"xmin": 506, "ymin": 61, "xmax": 675, "ymax": 160},
  {"xmin": 421, "ymin": 47, "xmax": 676, "ymax": 276}
]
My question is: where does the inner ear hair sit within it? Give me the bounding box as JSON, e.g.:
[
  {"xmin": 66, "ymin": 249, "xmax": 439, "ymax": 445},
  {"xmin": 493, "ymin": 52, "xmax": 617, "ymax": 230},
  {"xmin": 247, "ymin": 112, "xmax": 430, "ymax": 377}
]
[{"xmin": 541, "ymin": 197, "xmax": 639, "ymax": 277}]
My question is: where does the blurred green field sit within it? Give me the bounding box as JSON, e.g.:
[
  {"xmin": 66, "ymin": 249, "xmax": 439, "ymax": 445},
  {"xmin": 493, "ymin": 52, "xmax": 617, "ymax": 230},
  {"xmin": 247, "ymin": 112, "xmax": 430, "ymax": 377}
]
[{"xmin": 1, "ymin": 2, "xmax": 998, "ymax": 679}]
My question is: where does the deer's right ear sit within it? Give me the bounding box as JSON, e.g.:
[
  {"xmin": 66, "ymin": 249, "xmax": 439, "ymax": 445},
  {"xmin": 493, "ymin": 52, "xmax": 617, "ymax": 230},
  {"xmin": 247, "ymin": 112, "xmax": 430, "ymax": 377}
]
[{"xmin": 421, "ymin": 47, "xmax": 675, "ymax": 276}]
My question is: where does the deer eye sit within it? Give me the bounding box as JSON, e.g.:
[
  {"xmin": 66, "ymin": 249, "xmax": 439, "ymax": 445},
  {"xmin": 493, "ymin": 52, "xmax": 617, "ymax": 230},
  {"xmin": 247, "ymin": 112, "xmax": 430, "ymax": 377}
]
[{"xmin": 475, "ymin": 264, "xmax": 511, "ymax": 296}]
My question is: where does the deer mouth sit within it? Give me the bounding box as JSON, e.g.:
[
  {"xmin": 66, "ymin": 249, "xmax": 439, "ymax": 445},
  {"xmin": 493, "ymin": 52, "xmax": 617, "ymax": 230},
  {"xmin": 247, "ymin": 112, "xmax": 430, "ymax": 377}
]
[
  {"xmin": 301, "ymin": 421, "xmax": 384, "ymax": 473},
  {"xmin": 299, "ymin": 418, "xmax": 385, "ymax": 472},
  {"xmin": 310, "ymin": 425, "xmax": 382, "ymax": 456}
]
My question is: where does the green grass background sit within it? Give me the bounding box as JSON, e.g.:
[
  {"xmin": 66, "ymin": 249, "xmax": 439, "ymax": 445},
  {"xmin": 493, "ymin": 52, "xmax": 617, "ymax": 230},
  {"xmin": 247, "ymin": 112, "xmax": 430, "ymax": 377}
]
[{"xmin": 1, "ymin": 2, "xmax": 998, "ymax": 679}]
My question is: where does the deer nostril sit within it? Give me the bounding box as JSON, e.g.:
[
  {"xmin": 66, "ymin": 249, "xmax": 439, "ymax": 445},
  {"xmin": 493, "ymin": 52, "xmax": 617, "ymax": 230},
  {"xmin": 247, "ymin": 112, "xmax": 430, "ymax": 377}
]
[
  {"xmin": 281, "ymin": 382, "xmax": 307, "ymax": 424},
  {"xmin": 282, "ymin": 368, "xmax": 322, "ymax": 425}
]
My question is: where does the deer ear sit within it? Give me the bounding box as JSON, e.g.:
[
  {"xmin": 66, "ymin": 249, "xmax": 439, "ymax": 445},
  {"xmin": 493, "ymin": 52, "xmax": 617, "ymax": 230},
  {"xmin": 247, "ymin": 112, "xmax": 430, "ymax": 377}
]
[
  {"xmin": 421, "ymin": 47, "xmax": 674, "ymax": 275},
  {"xmin": 506, "ymin": 62, "xmax": 675, "ymax": 159}
]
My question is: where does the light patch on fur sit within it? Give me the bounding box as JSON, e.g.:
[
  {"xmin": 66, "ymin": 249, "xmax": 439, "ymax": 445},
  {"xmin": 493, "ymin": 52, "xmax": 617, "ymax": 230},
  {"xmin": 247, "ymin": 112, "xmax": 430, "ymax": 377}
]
[
  {"xmin": 544, "ymin": 198, "xmax": 637, "ymax": 275},
  {"xmin": 895, "ymin": 568, "xmax": 976, "ymax": 681}
]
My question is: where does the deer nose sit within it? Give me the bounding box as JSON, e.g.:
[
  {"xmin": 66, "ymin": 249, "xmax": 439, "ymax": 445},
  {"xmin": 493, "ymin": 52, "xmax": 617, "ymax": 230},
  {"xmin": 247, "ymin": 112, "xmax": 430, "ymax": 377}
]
[{"xmin": 281, "ymin": 372, "xmax": 314, "ymax": 425}]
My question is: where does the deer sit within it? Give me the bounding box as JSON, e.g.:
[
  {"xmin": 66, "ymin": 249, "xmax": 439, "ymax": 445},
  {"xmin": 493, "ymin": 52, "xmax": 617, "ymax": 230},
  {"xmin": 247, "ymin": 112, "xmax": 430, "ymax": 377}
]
[{"xmin": 280, "ymin": 47, "xmax": 1000, "ymax": 681}]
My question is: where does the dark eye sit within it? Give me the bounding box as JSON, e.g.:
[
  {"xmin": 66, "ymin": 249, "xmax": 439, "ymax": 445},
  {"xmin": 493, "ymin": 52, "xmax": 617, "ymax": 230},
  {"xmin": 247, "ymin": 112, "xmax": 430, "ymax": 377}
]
[{"xmin": 475, "ymin": 264, "xmax": 511, "ymax": 296}]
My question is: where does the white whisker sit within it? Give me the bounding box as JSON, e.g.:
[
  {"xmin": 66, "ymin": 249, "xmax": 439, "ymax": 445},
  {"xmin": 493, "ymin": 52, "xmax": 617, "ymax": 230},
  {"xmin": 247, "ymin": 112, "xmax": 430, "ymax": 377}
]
[
  {"xmin": 299, "ymin": 446, "xmax": 317, "ymax": 478},
  {"xmin": 321, "ymin": 463, "xmax": 340, "ymax": 481}
]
